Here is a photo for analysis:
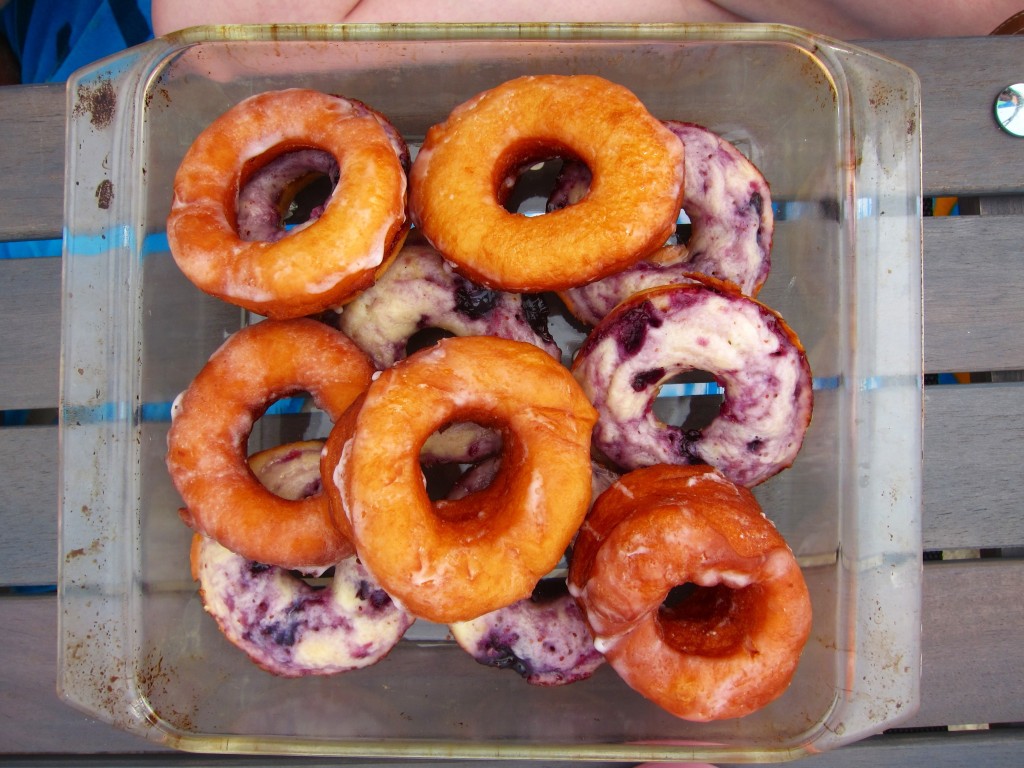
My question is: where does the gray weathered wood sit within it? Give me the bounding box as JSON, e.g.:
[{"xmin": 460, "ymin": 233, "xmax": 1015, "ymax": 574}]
[
  {"xmin": 0, "ymin": 38, "xmax": 1023, "ymax": 242},
  {"xmin": 923, "ymin": 215, "xmax": 1024, "ymax": 374},
  {"xmin": 0, "ymin": 83, "xmax": 66, "ymax": 241},
  {"xmin": 923, "ymin": 383, "xmax": 1024, "ymax": 550},
  {"xmin": 0, "ymin": 257, "xmax": 62, "ymax": 410},
  {"xmin": 5, "ymin": 560, "xmax": 1022, "ymax": 754},
  {"xmin": 2, "ymin": 386, "xmax": 1022, "ymax": 588}
]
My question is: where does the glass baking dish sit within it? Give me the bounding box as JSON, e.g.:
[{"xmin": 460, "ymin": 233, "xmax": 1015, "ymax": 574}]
[{"xmin": 58, "ymin": 23, "xmax": 923, "ymax": 762}]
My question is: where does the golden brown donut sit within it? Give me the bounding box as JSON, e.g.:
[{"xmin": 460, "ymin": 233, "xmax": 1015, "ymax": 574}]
[
  {"xmin": 167, "ymin": 318, "xmax": 373, "ymax": 569},
  {"xmin": 321, "ymin": 335, "xmax": 598, "ymax": 624},
  {"xmin": 569, "ymin": 464, "xmax": 812, "ymax": 722},
  {"xmin": 408, "ymin": 75, "xmax": 685, "ymax": 292},
  {"xmin": 167, "ymin": 89, "xmax": 409, "ymax": 319}
]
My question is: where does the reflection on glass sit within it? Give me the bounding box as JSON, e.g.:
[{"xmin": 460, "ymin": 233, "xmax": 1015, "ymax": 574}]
[{"xmin": 995, "ymin": 84, "xmax": 1024, "ymax": 137}]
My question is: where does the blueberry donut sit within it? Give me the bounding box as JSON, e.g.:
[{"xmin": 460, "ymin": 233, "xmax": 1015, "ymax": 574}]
[
  {"xmin": 447, "ymin": 457, "xmax": 617, "ymax": 686},
  {"xmin": 571, "ymin": 278, "xmax": 812, "ymax": 487},
  {"xmin": 449, "ymin": 585, "xmax": 605, "ymax": 686},
  {"xmin": 338, "ymin": 240, "xmax": 561, "ymax": 369},
  {"xmin": 190, "ymin": 441, "xmax": 414, "ymax": 677},
  {"xmin": 554, "ymin": 121, "xmax": 773, "ymax": 326}
]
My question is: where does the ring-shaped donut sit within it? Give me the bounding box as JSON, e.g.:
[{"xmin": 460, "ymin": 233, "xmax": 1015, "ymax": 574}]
[
  {"xmin": 568, "ymin": 464, "xmax": 812, "ymax": 721},
  {"xmin": 408, "ymin": 75, "xmax": 685, "ymax": 292},
  {"xmin": 167, "ymin": 318, "xmax": 374, "ymax": 569},
  {"xmin": 191, "ymin": 441, "xmax": 414, "ymax": 677},
  {"xmin": 167, "ymin": 88, "xmax": 409, "ymax": 319},
  {"xmin": 321, "ymin": 335, "xmax": 598, "ymax": 624},
  {"xmin": 338, "ymin": 240, "xmax": 561, "ymax": 369},
  {"xmin": 571, "ymin": 277, "xmax": 812, "ymax": 487},
  {"xmin": 555, "ymin": 121, "xmax": 774, "ymax": 326}
]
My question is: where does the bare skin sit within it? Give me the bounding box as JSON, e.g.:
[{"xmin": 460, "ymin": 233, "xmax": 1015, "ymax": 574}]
[{"xmin": 152, "ymin": 0, "xmax": 1021, "ymax": 40}]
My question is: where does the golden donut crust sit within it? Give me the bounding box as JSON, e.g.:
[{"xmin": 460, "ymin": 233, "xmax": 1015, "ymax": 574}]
[
  {"xmin": 167, "ymin": 88, "xmax": 408, "ymax": 319},
  {"xmin": 322, "ymin": 335, "xmax": 598, "ymax": 624},
  {"xmin": 569, "ymin": 464, "xmax": 812, "ymax": 721},
  {"xmin": 167, "ymin": 319, "xmax": 373, "ymax": 569},
  {"xmin": 408, "ymin": 75, "xmax": 685, "ymax": 292}
]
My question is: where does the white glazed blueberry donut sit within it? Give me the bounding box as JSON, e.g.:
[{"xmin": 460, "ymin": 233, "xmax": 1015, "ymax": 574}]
[
  {"xmin": 449, "ymin": 585, "xmax": 605, "ymax": 686},
  {"xmin": 571, "ymin": 278, "xmax": 812, "ymax": 487},
  {"xmin": 338, "ymin": 240, "xmax": 561, "ymax": 369},
  {"xmin": 190, "ymin": 442, "xmax": 415, "ymax": 677},
  {"xmin": 554, "ymin": 121, "xmax": 774, "ymax": 326},
  {"xmin": 446, "ymin": 456, "xmax": 617, "ymax": 686}
]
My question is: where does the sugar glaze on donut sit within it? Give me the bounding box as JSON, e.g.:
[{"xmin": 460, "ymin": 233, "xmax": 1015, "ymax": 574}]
[
  {"xmin": 167, "ymin": 89, "xmax": 409, "ymax": 319},
  {"xmin": 571, "ymin": 278, "xmax": 812, "ymax": 487},
  {"xmin": 569, "ymin": 464, "xmax": 812, "ymax": 721},
  {"xmin": 556, "ymin": 121, "xmax": 773, "ymax": 326},
  {"xmin": 409, "ymin": 74, "xmax": 685, "ymax": 291},
  {"xmin": 191, "ymin": 442, "xmax": 414, "ymax": 677}
]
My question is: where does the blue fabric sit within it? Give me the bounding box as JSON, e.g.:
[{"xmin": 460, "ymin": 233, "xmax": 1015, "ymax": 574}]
[{"xmin": 1, "ymin": 0, "xmax": 153, "ymax": 260}]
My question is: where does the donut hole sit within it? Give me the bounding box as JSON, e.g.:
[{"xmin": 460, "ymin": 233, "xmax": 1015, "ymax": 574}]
[
  {"xmin": 405, "ymin": 326, "xmax": 456, "ymax": 357},
  {"xmin": 237, "ymin": 148, "xmax": 340, "ymax": 241},
  {"xmin": 658, "ymin": 582, "xmax": 762, "ymax": 657},
  {"xmin": 502, "ymin": 156, "xmax": 589, "ymax": 215},
  {"xmin": 652, "ymin": 370, "xmax": 724, "ymax": 432},
  {"xmin": 419, "ymin": 425, "xmax": 503, "ymax": 502}
]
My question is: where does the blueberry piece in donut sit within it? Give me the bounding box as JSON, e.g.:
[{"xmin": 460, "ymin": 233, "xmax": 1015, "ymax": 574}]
[
  {"xmin": 571, "ymin": 277, "xmax": 812, "ymax": 487},
  {"xmin": 190, "ymin": 441, "xmax": 415, "ymax": 677},
  {"xmin": 555, "ymin": 121, "xmax": 774, "ymax": 326},
  {"xmin": 337, "ymin": 240, "xmax": 561, "ymax": 370}
]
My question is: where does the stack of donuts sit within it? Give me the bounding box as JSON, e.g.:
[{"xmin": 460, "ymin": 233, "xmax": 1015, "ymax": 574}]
[{"xmin": 165, "ymin": 74, "xmax": 813, "ymax": 721}]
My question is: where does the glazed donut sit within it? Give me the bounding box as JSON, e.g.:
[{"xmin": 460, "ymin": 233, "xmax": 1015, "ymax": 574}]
[
  {"xmin": 167, "ymin": 318, "xmax": 374, "ymax": 569},
  {"xmin": 191, "ymin": 442, "xmax": 414, "ymax": 677},
  {"xmin": 321, "ymin": 335, "xmax": 598, "ymax": 624},
  {"xmin": 337, "ymin": 240, "xmax": 561, "ymax": 369},
  {"xmin": 568, "ymin": 464, "xmax": 812, "ymax": 721},
  {"xmin": 555, "ymin": 121, "xmax": 774, "ymax": 326},
  {"xmin": 408, "ymin": 75, "xmax": 685, "ymax": 292},
  {"xmin": 571, "ymin": 277, "xmax": 812, "ymax": 487},
  {"xmin": 167, "ymin": 88, "xmax": 409, "ymax": 319}
]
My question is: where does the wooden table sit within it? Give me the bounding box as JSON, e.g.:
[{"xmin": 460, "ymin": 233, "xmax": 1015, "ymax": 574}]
[{"xmin": 1, "ymin": 34, "xmax": 1022, "ymax": 766}]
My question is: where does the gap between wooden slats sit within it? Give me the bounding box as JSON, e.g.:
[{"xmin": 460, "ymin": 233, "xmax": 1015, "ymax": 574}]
[{"xmin": 3, "ymin": 560, "xmax": 1021, "ymax": 753}]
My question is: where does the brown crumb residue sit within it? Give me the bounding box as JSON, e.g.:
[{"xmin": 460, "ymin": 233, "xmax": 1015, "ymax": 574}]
[
  {"xmin": 95, "ymin": 179, "xmax": 114, "ymax": 209},
  {"xmin": 73, "ymin": 78, "xmax": 116, "ymax": 129}
]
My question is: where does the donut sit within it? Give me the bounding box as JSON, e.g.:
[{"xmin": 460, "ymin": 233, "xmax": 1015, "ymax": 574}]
[
  {"xmin": 191, "ymin": 442, "xmax": 414, "ymax": 677},
  {"xmin": 321, "ymin": 335, "xmax": 598, "ymax": 624},
  {"xmin": 571, "ymin": 277, "xmax": 812, "ymax": 487},
  {"xmin": 167, "ymin": 318, "xmax": 374, "ymax": 569},
  {"xmin": 337, "ymin": 240, "xmax": 561, "ymax": 369},
  {"xmin": 167, "ymin": 88, "xmax": 409, "ymax": 319},
  {"xmin": 449, "ymin": 582, "xmax": 605, "ymax": 687},
  {"xmin": 408, "ymin": 75, "xmax": 685, "ymax": 292},
  {"xmin": 446, "ymin": 457, "xmax": 616, "ymax": 686},
  {"xmin": 555, "ymin": 121, "xmax": 774, "ymax": 326},
  {"xmin": 568, "ymin": 464, "xmax": 812, "ymax": 721}
]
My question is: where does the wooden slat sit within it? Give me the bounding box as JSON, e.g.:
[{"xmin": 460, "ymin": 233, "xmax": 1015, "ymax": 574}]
[
  {"xmin": 0, "ymin": 37, "xmax": 1022, "ymax": 242},
  {"xmin": 0, "ymin": 257, "xmax": 62, "ymax": 410},
  {"xmin": 868, "ymin": 37, "xmax": 1024, "ymax": 197},
  {"xmin": 0, "ymin": 83, "xmax": 66, "ymax": 241},
  {"xmin": 924, "ymin": 215, "xmax": 1024, "ymax": 374},
  {"xmin": 924, "ymin": 384, "xmax": 1024, "ymax": 550},
  {"xmin": 4, "ymin": 560, "xmax": 1022, "ymax": 755},
  {"xmin": 4, "ymin": 385, "xmax": 1020, "ymax": 587},
  {"xmin": 0, "ymin": 426, "xmax": 58, "ymax": 587}
]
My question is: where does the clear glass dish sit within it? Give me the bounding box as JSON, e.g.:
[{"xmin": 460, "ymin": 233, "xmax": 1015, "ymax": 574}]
[{"xmin": 58, "ymin": 23, "xmax": 923, "ymax": 762}]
